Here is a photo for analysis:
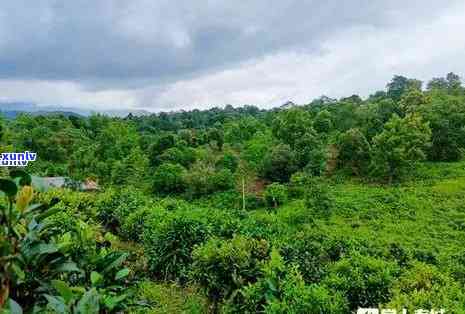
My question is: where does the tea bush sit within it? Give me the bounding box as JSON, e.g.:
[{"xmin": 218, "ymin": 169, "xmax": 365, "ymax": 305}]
[
  {"xmin": 191, "ymin": 235, "xmax": 269, "ymax": 307},
  {"xmin": 323, "ymin": 253, "xmax": 399, "ymax": 310},
  {"xmin": 143, "ymin": 213, "xmax": 211, "ymax": 282}
]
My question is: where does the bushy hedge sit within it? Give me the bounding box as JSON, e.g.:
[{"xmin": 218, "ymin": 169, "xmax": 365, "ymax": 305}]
[
  {"xmin": 143, "ymin": 213, "xmax": 211, "ymax": 282},
  {"xmin": 191, "ymin": 236, "xmax": 269, "ymax": 307}
]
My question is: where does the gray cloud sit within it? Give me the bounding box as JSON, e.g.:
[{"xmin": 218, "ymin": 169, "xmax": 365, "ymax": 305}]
[{"xmin": 0, "ymin": 1, "xmax": 464, "ymax": 111}]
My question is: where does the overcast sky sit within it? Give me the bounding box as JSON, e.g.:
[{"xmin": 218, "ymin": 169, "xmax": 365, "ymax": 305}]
[{"xmin": 0, "ymin": 1, "xmax": 464, "ymax": 112}]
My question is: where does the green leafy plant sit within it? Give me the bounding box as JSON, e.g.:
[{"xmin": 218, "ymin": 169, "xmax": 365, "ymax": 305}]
[
  {"xmin": 191, "ymin": 236, "xmax": 269, "ymax": 310},
  {"xmin": 263, "ymin": 183, "xmax": 288, "ymax": 208}
]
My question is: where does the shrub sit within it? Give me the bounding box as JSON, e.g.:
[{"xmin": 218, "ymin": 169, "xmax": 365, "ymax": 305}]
[
  {"xmin": 265, "ymin": 271, "xmax": 347, "ymax": 314},
  {"xmin": 133, "ymin": 281, "xmax": 207, "ymax": 314},
  {"xmin": 323, "ymin": 253, "xmax": 399, "ymax": 310},
  {"xmin": 121, "ymin": 206, "xmax": 155, "ymax": 242},
  {"xmin": 336, "ymin": 128, "xmax": 371, "ymax": 175},
  {"xmin": 210, "ymin": 169, "xmax": 235, "ymax": 191},
  {"xmin": 152, "ymin": 163, "xmax": 187, "ymax": 195},
  {"xmin": 261, "ymin": 144, "xmax": 298, "ymax": 183},
  {"xmin": 95, "ymin": 187, "xmax": 148, "ymax": 233},
  {"xmin": 386, "ymin": 262, "xmax": 465, "ymax": 313},
  {"xmin": 288, "ymin": 171, "xmax": 313, "ymax": 198},
  {"xmin": 158, "ymin": 146, "xmax": 196, "ymax": 168},
  {"xmin": 304, "ymin": 177, "xmax": 334, "ymax": 216},
  {"xmin": 279, "ymin": 229, "xmax": 352, "ymax": 283},
  {"xmin": 184, "ymin": 165, "xmax": 235, "ymax": 198},
  {"xmin": 191, "ymin": 236, "xmax": 269, "ymax": 308},
  {"xmin": 215, "ymin": 152, "xmax": 239, "ymax": 172},
  {"xmin": 264, "ymin": 183, "xmax": 288, "ymax": 208},
  {"xmin": 143, "ymin": 214, "xmax": 210, "ymax": 282},
  {"xmin": 224, "ymin": 250, "xmax": 347, "ymax": 314}
]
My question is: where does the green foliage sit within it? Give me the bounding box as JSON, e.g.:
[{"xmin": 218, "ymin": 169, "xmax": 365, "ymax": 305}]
[
  {"xmin": 371, "ymin": 113, "xmax": 431, "ymax": 182},
  {"xmin": 144, "ymin": 214, "xmax": 210, "ymax": 282},
  {"xmin": 323, "ymin": 253, "xmax": 399, "ymax": 310},
  {"xmin": 96, "ymin": 187, "xmax": 149, "ymax": 233},
  {"xmin": 121, "ymin": 206, "xmax": 154, "ymax": 242},
  {"xmin": 387, "ymin": 75, "xmax": 422, "ymax": 101},
  {"xmin": 386, "ymin": 262, "xmax": 465, "ymax": 313},
  {"xmin": 303, "ymin": 177, "xmax": 334, "ymax": 216},
  {"xmin": 264, "ymin": 183, "xmax": 288, "ymax": 208},
  {"xmin": 224, "ymin": 117, "xmax": 264, "ymax": 144},
  {"xmin": 3, "ymin": 73, "xmax": 465, "ymax": 312},
  {"xmin": 294, "ymin": 130, "xmax": 326, "ymax": 174},
  {"xmin": 225, "ymin": 250, "xmax": 348, "ymax": 314},
  {"xmin": 261, "ymin": 144, "xmax": 297, "ymax": 183},
  {"xmin": 313, "ymin": 109, "xmax": 333, "ymax": 133},
  {"xmin": 419, "ymin": 96, "xmax": 465, "ymax": 161},
  {"xmin": 207, "ymin": 127, "xmax": 224, "ymax": 150},
  {"xmin": 241, "ymin": 131, "xmax": 273, "ymax": 170},
  {"xmin": 337, "ymin": 128, "xmax": 371, "ymax": 175},
  {"xmin": 149, "ymin": 134, "xmax": 176, "ymax": 166},
  {"xmin": 271, "ymin": 108, "xmax": 312, "ymax": 147},
  {"xmin": 152, "ymin": 163, "xmax": 187, "ymax": 195},
  {"xmin": 191, "ymin": 236, "xmax": 269, "ymax": 307},
  {"xmin": 399, "ymin": 87, "xmax": 430, "ymax": 114},
  {"xmin": 184, "ymin": 163, "xmax": 235, "ymax": 198},
  {"xmin": 132, "ymin": 281, "xmax": 207, "ymax": 314},
  {"xmin": 0, "ymin": 172, "xmax": 131, "ymax": 313},
  {"xmin": 279, "ymin": 227, "xmax": 356, "ymax": 283},
  {"xmin": 215, "ymin": 151, "xmax": 239, "ymax": 172},
  {"xmin": 158, "ymin": 146, "xmax": 196, "ymax": 168}
]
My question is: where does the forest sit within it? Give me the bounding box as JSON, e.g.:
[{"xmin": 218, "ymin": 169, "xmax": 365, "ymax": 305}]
[{"xmin": 2, "ymin": 72, "xmax": 465, "ymax": 313}]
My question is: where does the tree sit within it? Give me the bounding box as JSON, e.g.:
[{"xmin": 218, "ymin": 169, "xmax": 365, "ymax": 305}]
[
  {"xmin": 294, "ymin": 132, "xmax": 326, "ymax": 175},
  {"xmin": 399, "ymin": 88, "xmax": 430, "ymax": 115},
  {"xmin": 241, "ymin": 131, "xmax": 273, "ymax": 170},
  {"xmin": 387, "ymin": 75, "xmax": 422, "ymax": 101},
  {"xmin": 111, "ymin": 147, "xmax": 150, "ymax": 187},
  {"xmin": 427, "ymin": 77, "xmax": 448, "ymax": 91},
  {"xmin": 152, "ymin": 163, "xmax": 186, "ymax": 195},
  {"xmin": 207, "ymin": 128, "xmax": 224, "ymax": 151},
  {"xmin": 313, "ymin": 110, "xmax": 333, "ymax": 133},
  {"xmin": 446, "ymin": 72, "xmax": 462, "ymax": 94},
  {"xmin": 264, "ymin": 183, "xmax": 288, "ymax": 208},
  {"xmin": 419, "ymin": 97, "xmax": 465, "ymax": 161},
  {"xmin": 340, "ymin": 94, "xmax": 363, "ymax": 104},
  {"xmin": 323, "ymin": 253, "xmax": 399, "ymax": 310},
  {"xmin": 159, "ymin": 146, "xmax": 196, "ymax": 167},
  {"xmin": 215, "ymin": 151, "xmax": 239, "ymax": 172},
  {"xmin": 272, "ymin": 108, "xmax": 312, "ymax": 147},
  {"xmin": 356, "ymin": 99, "xmax": 403, "ymax": 141},
  {"xmin": 149, "ymin": 133, "xmax": 177, "ymax": 165},
  {"xmin": 261, "ymin": 144, "xmax": 298, "ymax": 183},
  {"xmin": 224, "ymin": 117, "xmax": 263, "ymax": 144},
  {"xmin": 303, "ymin": 177, "xmax": 334, "ymax": 216},
  {"xmin": 337, "ymin": 128, "xmax": 371, "ymax": 175},
  {"xmin": 184, "ymin": 163, "xmax": 235, "ymax": 198},
  {"xmin": 371, "ymin": 113, "xmax": 431, "ymax": 183}
]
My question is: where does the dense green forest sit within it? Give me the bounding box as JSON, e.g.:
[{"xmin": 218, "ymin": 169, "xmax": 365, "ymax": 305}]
[{"xmin": 2, "ymin": 73, "xmax": 465, "ymax": 313}]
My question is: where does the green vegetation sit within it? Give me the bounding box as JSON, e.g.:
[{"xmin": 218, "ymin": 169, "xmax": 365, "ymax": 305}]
[{"xmin": 2, "ymin": 73, "xmax": 465, "ymax": 312}]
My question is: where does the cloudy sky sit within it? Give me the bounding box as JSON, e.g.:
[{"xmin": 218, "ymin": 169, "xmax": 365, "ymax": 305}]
[{"xmin": 0, "ymin": 1, "xmax": 464, "ymax": 112}]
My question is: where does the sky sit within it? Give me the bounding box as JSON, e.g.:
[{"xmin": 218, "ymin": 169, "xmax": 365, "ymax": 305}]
[{"xmin": 0, "ymin": 1, "xmax": 464, "ymax": 112}]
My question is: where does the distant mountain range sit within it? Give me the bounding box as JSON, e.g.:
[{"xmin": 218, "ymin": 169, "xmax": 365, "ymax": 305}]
[{"xmin": 0, "ymin": 102, "xmax": 152, "ymax": 118}]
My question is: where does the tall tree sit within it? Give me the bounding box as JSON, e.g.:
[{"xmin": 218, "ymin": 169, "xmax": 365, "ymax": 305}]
[
  {"xmin": 419, "ymin": 97, "xmax": 465, "ymax": 161},
  {"xmin": 272, "ymin": 108, "xmax": 312, "ymax": 147},
  {"xmin": 371, "ymin": 113, "xmax": 431, "ymax": 183},
  {"xmin": 387, "ymin": 75, "xmax": 422, "ymax": 101},
  {"xmin": 337, "ymin": 128, "xmax": 371, "ymax": 175},
  {"xmin": 446, "ymin": 72, "xmax": 462, "ymax": 95}
]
